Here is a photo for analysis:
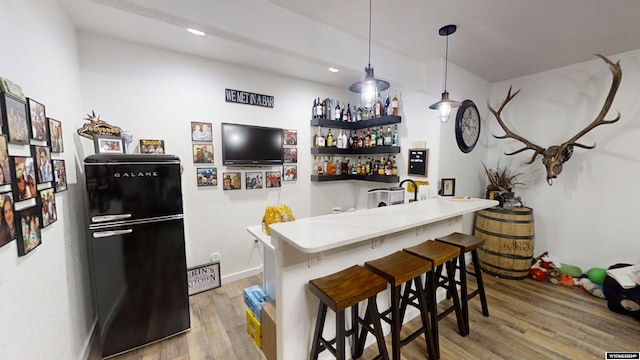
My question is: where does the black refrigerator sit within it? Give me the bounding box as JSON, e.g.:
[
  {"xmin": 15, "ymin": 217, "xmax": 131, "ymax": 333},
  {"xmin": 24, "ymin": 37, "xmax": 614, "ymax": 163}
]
[{"xmin": 84, "ymin": 154, "xmax": 190, "ymax": 358}]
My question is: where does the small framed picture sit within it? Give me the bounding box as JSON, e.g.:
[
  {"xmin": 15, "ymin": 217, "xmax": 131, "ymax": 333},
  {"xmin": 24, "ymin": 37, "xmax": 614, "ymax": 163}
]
[
  {"xmin": 52, "ymin": 159, "xmax": 67, "ymax": 192},
  {"xmin": 222, "ymin": 172, "xmax": 241, "ymax": 190},
  {"xmin": 441, "ymin": 178, "xmax": 456, "ymax": 197},
  {"xmin": 196, "ymin": 167, "xmax": 217, "ymax": 187},
  {"xmin": 284, "ymin": 129, "xmax": 297, "ymax": 145},
  {"xmin": 191, "ymin": 121, "xmax": 213, "ymax": 142},
  {"xmin": 0, "ymin": 134, "xmax": 11, "ymax": 185},
  {"xmin": 245, "ymin": 172, "xmax": 263, "ymax": 189},
  {"xmin": 265, "ymin": 171, "xmax": 281, "ymax": 188},
  {"xmin": 139, "ymin": 139, "xmax": 165, "ymax": 154},
  {"xmin": 16, "ymin": 206, "xmax": 42, "ymax": 256},
  {"xmin": 283, "ymin": 148, "xmax": 297, "ymax": 163},
  {"xmin": 283, "ymin": 165, "xmax": 297, "ymax": 181},
  {"xmin": 94, "ymin": 136, "xmax": 125, "ymax": 154},
  {"xmin": 38, "ymin": 188, "xmax": 57, "ymax": 228},
  {"xmin": 27, "ymin": 98, "xmax": 49, "ymax": 142},
  {"xmin": 187, "ymin": 262, "xmax": 221, "ymax": 295},
  {"xmin": 32, "ymin": 145, "xmax": 54, "ymax": 184},
  {"xmin": 193, "ymin": 144, "xmax": 214, "ymax": 163},
  {"xmin": 49, "ymin": 118, "xmax": 64, "ymax": 153},
  {"xmin": 0, "ymin": 192, "xmax": 16, "ymax": 248},
  {"xmin": 1, "ymin": 93, "xmax": 30, "ymax": 144},
  {"xmin": 10, "ymin": 156, "xmax": 37, "ymax": 202}
]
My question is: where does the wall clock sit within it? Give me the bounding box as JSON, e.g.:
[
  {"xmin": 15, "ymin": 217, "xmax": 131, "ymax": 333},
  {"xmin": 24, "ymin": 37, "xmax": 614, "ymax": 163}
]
[{"xmin": 455, "ymin": 99, "xmax": 481, "ymax": 153}]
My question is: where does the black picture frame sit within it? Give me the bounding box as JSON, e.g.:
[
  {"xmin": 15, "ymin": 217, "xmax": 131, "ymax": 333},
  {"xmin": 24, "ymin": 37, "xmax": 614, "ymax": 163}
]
[
  {"xmin": 441, "ymin": 178, "xmax": 456, "ymax": 197},
  {"xmin": 48, "ymin": 118, "xmax": 64, "ymax": 153},
  {"xmin": 0, "ymin": 134, "xmax": 11, "ymax": 186},
  {"xmin": 10, "ymin": 156, "xmax": 37, "ymax": 202},
  {"xmin": 27, "ymin": 98, "xmax": 49, "ymax": 143},
  {"xmin": 265, "ymin": 171, "xmax": 281, "ymax": 188},
  {"xmin": 222, "ymin": 172, "xmax": 241, "ymax": 190},
  {"xmin": 16, "ymin": 205, "xmax": 42, "ymax": 256},
  {"xmin": 283, "ymin": 148, "xmax": 297, "ymax": 163},
  {"xmin": 52, "ymin": 159, "xmax": 67, "ymax": 193},
  {"xmin": 38, "ymin": 187, "xmax": 57, "ymax": 228},
  {"xmin": 191, "ymin": 121, "xmax": 213, "ymax": 142},
  {"xmin": 94, "ymin": 136, "xmax": 125, "ymax": 154},
  {"xmin": 0, "ymin": 192, "xmax": 16, "ymax": 248},
  {"xmin": 139, "ymin": 139, "xmax": 165, "ymax": 154},
  {"xmin": 284, "ymin": 129, "xmax": 297, "ymax": 145},
  {"xmin": 245, "ymin": 172, "xmax": 263, "ymax": 189},
  {"xmin": 32, "ymin": 145, "xmax": 54, "ymax": 184},
  {"xmin": 193, "ymin": 144, "xmax": 214, "ymax": 163},
  {"xmin": 283, "ymin": 165, "xmax": 297, "ymax": 181},
  {"xmin": 196, "ymin": 167, "xmax": 217, "ymax": 187},
  {"xmin": 1, "ymin": 93, "xmax": 30, "ymax": 144}
]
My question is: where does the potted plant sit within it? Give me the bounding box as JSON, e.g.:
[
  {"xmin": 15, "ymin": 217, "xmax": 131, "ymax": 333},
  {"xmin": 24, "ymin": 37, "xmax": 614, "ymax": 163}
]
[{"xmin": 482, "ymin": 161, "xmax": 525, "ymax": 206}]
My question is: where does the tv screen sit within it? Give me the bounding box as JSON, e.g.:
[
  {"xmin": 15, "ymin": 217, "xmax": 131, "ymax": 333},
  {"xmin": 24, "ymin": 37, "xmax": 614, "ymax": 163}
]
[{"xmin": 221, "ymin": 123, "xmax": 284, "ymax": 166}]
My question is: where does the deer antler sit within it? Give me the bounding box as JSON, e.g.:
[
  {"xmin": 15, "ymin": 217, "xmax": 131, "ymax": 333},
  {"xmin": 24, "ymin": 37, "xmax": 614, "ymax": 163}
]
[
  {"xmin": 487, "ymin": 86, "xmax": 545, "ymax": 164},
  {"xmin": 558, "ymin": 54, "xmax": 622, "ymax": 155}
]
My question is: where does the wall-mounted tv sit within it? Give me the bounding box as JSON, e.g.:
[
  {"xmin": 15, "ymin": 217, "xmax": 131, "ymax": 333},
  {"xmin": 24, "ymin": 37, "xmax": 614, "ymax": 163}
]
[{"xmin": 221, "ymin": 123, "xmax": 284, "ymax": 166}]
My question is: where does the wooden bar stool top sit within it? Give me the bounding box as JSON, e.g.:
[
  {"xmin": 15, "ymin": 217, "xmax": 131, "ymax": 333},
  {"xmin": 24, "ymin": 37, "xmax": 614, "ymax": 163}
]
[
  {"xmin": 309, "ymin": 265, "xmax": 388, "ymax": 312},
  {"xmin": 365, "ymin": 251, "xmax": 433, "ymax": 286},
  {"xmin": 404, "ymin": 240, "xmax": 461, "ymax": 266},
  {"xmin": 436, "ymin": 232, "xmax": 485, "ymax": 252}
]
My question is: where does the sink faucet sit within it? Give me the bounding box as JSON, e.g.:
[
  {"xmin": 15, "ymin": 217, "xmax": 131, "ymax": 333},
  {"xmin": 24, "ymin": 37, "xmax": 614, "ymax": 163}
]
[{"xmin": 399, "ymin": 179, "xmax": 418, "ymax": 202}]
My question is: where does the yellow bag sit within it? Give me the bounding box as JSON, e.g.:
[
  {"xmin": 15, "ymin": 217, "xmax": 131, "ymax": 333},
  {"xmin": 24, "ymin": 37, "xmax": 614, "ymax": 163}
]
[{"xmin": 262, "ymin": 205, "xmax": 295, "ymax": 235}]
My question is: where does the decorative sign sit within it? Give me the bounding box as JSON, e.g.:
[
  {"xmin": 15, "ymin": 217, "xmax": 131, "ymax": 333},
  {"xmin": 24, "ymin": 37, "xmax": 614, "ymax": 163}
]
[
  {"xmin": 225, "ymin": 88, "xmax": 274, "ymax": 108},
  {"xmin": 77, "ymin": 111, "xmax": 122, "ymax": 140},
  {"xmin": 187, "ymin": 262, "xmax": 221, "ymax": 295},
  {"xmin": 408, "ymin": 148, "xmax": 429, "ymax": 177}
]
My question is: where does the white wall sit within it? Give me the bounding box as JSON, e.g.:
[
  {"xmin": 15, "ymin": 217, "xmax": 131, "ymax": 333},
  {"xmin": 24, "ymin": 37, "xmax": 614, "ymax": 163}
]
[
  {"xmin": 0, "ymin": 1, "xmax": 93, "ymax": 360},
  {"xmin": 487, "ymin": 50, "xmax": 640, "ymax": 270}
]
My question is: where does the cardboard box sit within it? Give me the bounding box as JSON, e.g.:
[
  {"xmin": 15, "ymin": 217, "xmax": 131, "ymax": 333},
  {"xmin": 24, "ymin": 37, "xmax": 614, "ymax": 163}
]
[
  {"xmin": 243, "ymin": 285, "xmax": 272, "ymax": 322},
  {"xmin": 246, "ymin": 308, "xmax": 261, "ymax": 348},
  {"xmin": 261, "ymin": 302, "xmax": 276, "ymax": 360}
]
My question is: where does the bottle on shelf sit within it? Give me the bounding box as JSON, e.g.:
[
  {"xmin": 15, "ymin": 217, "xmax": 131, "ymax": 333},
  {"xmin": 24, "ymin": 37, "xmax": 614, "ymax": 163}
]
[
  {"xmin": 370, "ymin": 127, "xmax": 378, "ymax": 147},
  {"xmin": 334, "ymin": 101, "xmax": 341, "ymax": 121},
  {"xmin": 391, "ymin": 91, "xmax": 399, "ymax": 115},
  {"xmin": 327, "ymin": 156, "xmax": 337, "ymax": 176},
  {"xmin": 384, "ymin": 126, "xmax": 392, "ymax": 146},
  {"xmin": 322, "ymin": 98, "xmax": 327, "ymax": 118},
  {"xmin": 376, "ymin": 127, "xmax": 384, "ymax": 147},
  {"xmin": 316, "ymin": 97, "xmax": 323, "ymax": 118},
  {"xmin": 385, "ymin": 157, "xmax": 392, "ymax": 176},
  {"xmin": 392, "ymin": 124, "xmax": 399, "ymax": 146},
  {"xmin": 312, "ymin": 98, "xmax": 317, "ymax": 119},
  {"xmin": 374, "ymin": 93, "xmax": 383, "ymax": 118},
  {"xmin": 335, "ymin": 129, "xmax": 344, "ymax": 149},
  {"xmin": 363, "ymin": 106, "xmax": 370, "ymax": 120},
  {"xmin": 348, "ymin": 130, "xmax": 355, "ymax": 149},
  {"xmin": 384, "ymin": 93, "xmax": 390, "ymax": 116},
  {"xmin": 357, "ymin": 105, "xmax": 363, "ymax": 121},
  {"xmin": 391, "ymin": 155, "xmax": 398, "ymax": 176},
  {"xmin": 364, "ymin": 129, "xmax": 371, "ymax": 148},
  {"xmin": 357, "ymin": 129, "xmax": 364, "ymax": 148},
  {"xmin": 326, "ymin": 129, "xmax": 334, "ymax": 147},
  {"xmin": 341, "ymin": 104, "xmax": 347, "ymax": 122},
  {"xmin": 347, "ymin": 104, "xmax": 352, "ymax": 122},
  {"xmin": 316, "ymin": 127, "xmax": 326, "ymax": 147},
  {"xmin": 377, "ymin": 157, "xmax": 385, "ymax": 175},
  {"xmin": 365, "ymin": 157, "xmax": 371, "ymax": 175}
]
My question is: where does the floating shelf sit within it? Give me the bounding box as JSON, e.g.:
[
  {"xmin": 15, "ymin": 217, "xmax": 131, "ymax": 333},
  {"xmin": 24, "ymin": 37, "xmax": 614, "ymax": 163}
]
[
  {"xmin": 311, "ymin": 146, "xmax": 400, "ymax": 155},
  {"xmin": 311, "ymin": 174, "xmax": 399, "ymax": 183},
  {"xmin": 310, "ymin": 115, "xmax": 401, "ymax": 130}
]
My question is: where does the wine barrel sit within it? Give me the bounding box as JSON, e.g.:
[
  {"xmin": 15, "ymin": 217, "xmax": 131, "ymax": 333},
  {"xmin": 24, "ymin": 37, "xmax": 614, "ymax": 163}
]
[{"xmin": 474, "ymin": 206, "xmax": 535, "ymax": 279}]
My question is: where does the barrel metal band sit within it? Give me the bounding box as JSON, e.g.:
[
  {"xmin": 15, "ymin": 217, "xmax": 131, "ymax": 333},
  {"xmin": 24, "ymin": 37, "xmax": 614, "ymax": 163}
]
[
  {"xmin": 475, "ymin": 211, "xmax": 533, "ymax": 224},
  {"xmin": 478, "ymin": 247, "xmax": 532, "ymax": 260},
  {"xmin": 474, "ymin": 226, "xmax": 535, "ymax": 240}
]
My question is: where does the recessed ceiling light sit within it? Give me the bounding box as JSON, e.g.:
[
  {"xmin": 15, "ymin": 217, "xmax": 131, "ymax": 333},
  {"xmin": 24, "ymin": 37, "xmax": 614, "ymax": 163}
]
[
  {"xmin": 187, "ymin": 28, "xmax": 205, "ymax": 36},
  {"xmin": 328, "ymin": 67, "xmax": 339, "ymax": 73}
]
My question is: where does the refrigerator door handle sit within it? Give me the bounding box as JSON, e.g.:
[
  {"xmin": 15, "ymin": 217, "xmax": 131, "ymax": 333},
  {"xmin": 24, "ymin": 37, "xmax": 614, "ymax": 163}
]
[
  {"xmin": 92, "ymin": 214, "xmax": 133, "ymax": 223},
  {"xmin": 93, "ymin": 229, "xmax": 134, "ymax": 238}
]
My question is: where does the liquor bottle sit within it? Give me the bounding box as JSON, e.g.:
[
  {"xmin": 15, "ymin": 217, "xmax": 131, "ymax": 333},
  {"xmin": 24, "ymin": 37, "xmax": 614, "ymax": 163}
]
[
  {"xmin": 378, "ymin": 157, "xmax": 386, "ymax": 175},
  {"xmin": 317, "ymin": 156, "xmax": 324, "ymax": 175},
  {"xmin": 316, "ymin": 97, "xmax": 323, "ymax": 118},
  {"xmin": 335, "ymin": 129, "xmax": 343, "ymax": 149},
  {"xmin": 365, "ymin": 157, "xmax": 371, "ymax": 175},
  {"xmin": 391, "ymin": 91, "xmax": 399, "ymax": 115},
  {"xmin": 326, "ymin": 129, "xmax": 334, "ymax": 147},
  {"xmin": 347, "ymin": 130, "xmax": 354, "ymax": 149},
  {"xmin": 376, "ymin": 127, "xmax": 384, "ymax": 146},
  {"xmin": 357, "ymin": 105, "xmax": 363, "ymax": 121},
  {"xmin": 335, "ymin": 100, "xmax": 341, "ymax": 121},
  {"xmin": 313, "ymin": 126, "xmax": 318, "ymax": 147},
  {"xmin": 391, "ymin": 156, "xmax": 398, "ymax": 176},
  {"xmin": 385, "ymin": 157, "xmax": 392, "ymax": 176},
  {"xmin": 364, "ymin": 129, "xmax": 371, "ymax": 148},
  {"xmin": 392, "ymin": 124, "xmax": 399, "ymax": 146},
  {"xmin": 317, "ymin": 128, "xmax": 326, "ymax": 147},
  {"xmin": 357, "ymin": 129, "xmax": 364, "ymax": 148},
  {"xmin": 347, "ymin": 104, "xmax": 352, "ymax": 122},
  {"xmin": 322, "ymin": 98, "xmax": 327, "ymax": 118},
  {"xmin": 312, "ymin": 98, "xmax": 317, "ymax": 119},
  {"xmin": 341, "ymin": 130, "xmax": 348, "ymax": 149},
  {"xmin": 370, "ymin": 127, "xmax": 378, "ymax": 147},
  {"xmin": 342, "ymin": 105, "xmax": 347, "ymax": 122},
  {"xmin": 327, "ymin": 156, "xmax": 337, "ymax": 176},
  {"xmin": 384, "ymin": 126, "xmax": 392, "ymax": 146},
  {"xmin": 374, "ymin": 93, "xmax": 383, "ymax": 118},
  {"xmin": 384, "ymin": 93, "xmax": 390, "ymax": 115}
]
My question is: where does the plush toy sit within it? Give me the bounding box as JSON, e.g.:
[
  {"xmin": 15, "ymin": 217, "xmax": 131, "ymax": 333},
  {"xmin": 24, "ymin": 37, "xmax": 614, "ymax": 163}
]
[
  {"xmin": 587, "ymin": 267, "xmax": 607, "ymax": 285},
  {"xmin": 575, "ymin": 277, "xmax": 605, "ymax": 299}
]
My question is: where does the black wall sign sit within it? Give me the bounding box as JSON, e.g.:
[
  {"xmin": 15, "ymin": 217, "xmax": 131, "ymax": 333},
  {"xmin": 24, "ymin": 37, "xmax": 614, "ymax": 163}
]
[
  {"xmin": 408, "ymin": 148, "xmax": 429, "ymax": 177},
  {"xmin": 225, "ymin": 88, "xmax": 274, "ymax": 108}
]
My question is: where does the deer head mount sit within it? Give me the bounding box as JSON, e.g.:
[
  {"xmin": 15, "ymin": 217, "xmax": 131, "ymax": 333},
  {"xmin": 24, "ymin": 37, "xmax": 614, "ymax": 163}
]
[{"xmin": 488, "ymin": 54, "xmax": 622, "ymax": 185}]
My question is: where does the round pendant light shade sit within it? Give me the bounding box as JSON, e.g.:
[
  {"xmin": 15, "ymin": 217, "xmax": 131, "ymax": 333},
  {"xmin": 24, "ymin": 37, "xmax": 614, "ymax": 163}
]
[{"xmin": 429, "ymin": 24, "xmax": 461, "ymax": 122}]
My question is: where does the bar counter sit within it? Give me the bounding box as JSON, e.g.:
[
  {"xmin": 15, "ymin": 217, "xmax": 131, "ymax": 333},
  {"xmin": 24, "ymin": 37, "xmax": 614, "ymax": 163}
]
[{"xmin": 249, "ymin": 197, "xmax": 497, "ymax": 360}]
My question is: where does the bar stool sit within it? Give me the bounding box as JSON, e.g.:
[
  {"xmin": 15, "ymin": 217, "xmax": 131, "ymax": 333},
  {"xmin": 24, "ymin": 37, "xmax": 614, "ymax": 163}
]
[
  {"xmin": 308, "ymin": 265, "xmax": 389, "ymax": 360},
  {"xmin": 364, "ymin": 251, "xmax": 437, "ymax": 360},
  {"xmin": 435, "ymin": 232, "xmax": 489, "ymax": 336},
  {"xmin": 403, "ymin": 240, "xmax": 465, "ymax": 358}
]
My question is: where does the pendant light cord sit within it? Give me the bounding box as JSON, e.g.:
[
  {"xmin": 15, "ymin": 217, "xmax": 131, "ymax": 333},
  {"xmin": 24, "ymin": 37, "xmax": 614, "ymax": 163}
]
[
  {"xmin": 443, "ymin": 33, "xmax": 449, "ymax": 92},
  {"xmin": 368, "ymin": 0, "xmax": 372, "ymax": 67}
]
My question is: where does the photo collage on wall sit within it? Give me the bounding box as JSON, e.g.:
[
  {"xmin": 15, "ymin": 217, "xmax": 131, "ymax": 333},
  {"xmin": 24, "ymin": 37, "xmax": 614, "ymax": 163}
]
[
  {"xmin": 283, "ymin": 129, "xmax": 297, "ymax": 181},
  {"xmin": 191, "ymin": 121, "xmax": 216, "ymax": 187},
  {"xmin": 0, "ymin": 81, "xmax": 67, "ymax": 257}
]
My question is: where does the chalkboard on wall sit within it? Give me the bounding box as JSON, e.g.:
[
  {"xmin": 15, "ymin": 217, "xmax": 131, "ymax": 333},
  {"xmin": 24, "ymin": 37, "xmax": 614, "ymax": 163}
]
[{"xmin": 408, "ymin": 148, "xmax": 428, "ymax": 177}]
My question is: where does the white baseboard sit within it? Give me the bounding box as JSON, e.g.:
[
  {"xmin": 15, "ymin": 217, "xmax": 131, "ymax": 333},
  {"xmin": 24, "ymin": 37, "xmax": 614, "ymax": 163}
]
[{"xmin": 221, "ymin": 265, "xmax": 262, "ymax": 284}]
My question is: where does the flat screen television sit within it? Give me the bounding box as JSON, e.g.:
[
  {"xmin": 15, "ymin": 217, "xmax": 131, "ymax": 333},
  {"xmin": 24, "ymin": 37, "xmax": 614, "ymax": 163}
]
[{"xmin": 221, "ymin": 123, "xmax": 284, "ymax": 166}]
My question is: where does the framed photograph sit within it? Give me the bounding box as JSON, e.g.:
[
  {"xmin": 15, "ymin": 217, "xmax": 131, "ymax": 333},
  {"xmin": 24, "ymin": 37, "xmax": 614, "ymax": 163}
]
[
  {"xmin": 0, "ymin": 134, "xmax": 11, "ymax": 185},
  {"xmin": 0, "ymin": 192, "xmax": 16, "ymax": 248},
  {"xmin": 1, "ymin": 93, "xmax": 30, "ymax": 144},
  {"xmin": 222, "ymin": 172, "xmax": 241, "ymax": 190},
  {"xmin": 193, "ymin": 144, "xmax": 214, "ymax": 163},
  {"xmin": 283, "ymin": 147, "xmax": 297, "ymax": 163},
  {"xmin": 139, "ymin": 139, "xmax": 165, "ymax": 154},
  {"xmin": 265, "ymin": 171, "xmax": 281, "ymax": 188},
  {"xmin": 94, "ymin": 136, "xmax": 125, "ymax": 154},
  {"xmin": 284, "ymin": 129, "xmax": 297, "ymax": 145},
  {"xmin": 283, "ymin": 165, "xmax": 297, "ymax": 181},
  {"xmin": 245, "ymin": 172, "xmax": 263, "ymax": 189},
  {"xmin": 48, "ymin": 118, "xmax": 64, "ymax": 153},
  {"xmin": 32, "ymin": 145, "xmax": 54, "ymax": 184},
  {"xmin": 38, "ymin": 188, "xmax": 57, "ymax": 228},
  {"xmin": 196, "ymin": 167, "xmax": 217, "ymax": 187},
  {"xmin": 27, "ymin": 98, "xmax": 49, "ymax": 142},
  {"xmin": 16, "ymin": 206, "xmax": 42, "ymax": 256},
  {"xmin": 52, "ymin": 159, "xmax": 67, "ymax": 192},
  {"xmin": 187, "ymin": 262, "xmax": 221, "ymax": 295},
  {"xmin": 191, "ymin": 121, "xmax": 213, "ymax": 142},
  {"xmin": 10, "ymin": 156, "xmax": 37, "ymax": 201},
  {"xmin": 441, "ymin": 178, "xmax": 456, "ymax": 197}
]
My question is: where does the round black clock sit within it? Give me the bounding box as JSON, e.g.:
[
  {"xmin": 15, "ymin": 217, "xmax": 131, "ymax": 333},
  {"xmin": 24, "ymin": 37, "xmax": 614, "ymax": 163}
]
[{"xmin": 455, "ymin": 99, "xmax": 481, "ymax": 153}]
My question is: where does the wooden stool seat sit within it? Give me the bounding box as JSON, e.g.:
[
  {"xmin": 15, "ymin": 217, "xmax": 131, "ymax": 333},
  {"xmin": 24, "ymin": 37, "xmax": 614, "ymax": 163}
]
[
  {"xmin": 365, "ymin": 251, "xmax": 436, "ymax": 360},
  {"xmin": 309, "ymin": 265, "xmax": 389, "ymax": 360},
  {"xmin": 436, "ymin": 232, "xmax": 490, "ymax": 336},
  {"xmin": 404, "ymin": 240, "xmax": 461, "ymax": 267}
]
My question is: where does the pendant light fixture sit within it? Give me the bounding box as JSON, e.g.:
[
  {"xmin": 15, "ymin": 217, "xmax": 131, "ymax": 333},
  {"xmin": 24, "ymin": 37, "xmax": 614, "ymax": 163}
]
[
  {"xmin": 349, "ymin": 0, "xmax": 390, "ymax": 109},
  {"xmin": 429, "ymin": 24, "xmax": 461, "ymax": 123}
]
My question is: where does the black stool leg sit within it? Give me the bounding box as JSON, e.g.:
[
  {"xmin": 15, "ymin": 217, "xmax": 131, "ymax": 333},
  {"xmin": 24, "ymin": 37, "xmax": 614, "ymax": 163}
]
[
  {"xmin": 310, "ymin": 303, "xmax": 327, "ymax": 360},
  {"xmin": 445, "ymin": 260, "xmax": 466, "ymax": 336},
  {"xmin": 367, "ymin": 295, "xmax": 390, "ymax": 360},
  {"xmin": 415, "ymin": 275, "xmax": 437, "ymax": 360},
  {"xmin": 471, "ymin": 250, "xmax": 489, "ymax": 317},
  {"xmin": 390, "ymin": 285, "xmax": 401, "ymax": 360},
  {"xmin": 336, "ymin": 309, "xmax": 346, "ymax": 360},
  {"xmin": 457, "ymin": 254, "xmax": 470, "ymax": 336},
  {"xmin": 425, "ymin": 269, "xmax": 440, "ymax": 359}
]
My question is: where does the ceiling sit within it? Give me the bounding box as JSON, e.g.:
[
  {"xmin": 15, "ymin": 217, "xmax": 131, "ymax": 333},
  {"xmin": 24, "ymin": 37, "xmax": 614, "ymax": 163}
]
[{"xmin": 59, "ymin": 0, "xmax": 640, "ymax": 93}]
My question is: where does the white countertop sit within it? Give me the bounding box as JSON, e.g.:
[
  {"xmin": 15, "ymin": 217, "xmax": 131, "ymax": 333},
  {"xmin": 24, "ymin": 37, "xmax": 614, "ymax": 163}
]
[{"xmin": 269, "ymin": 197, "xmax": 498, "ymax": 253}]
